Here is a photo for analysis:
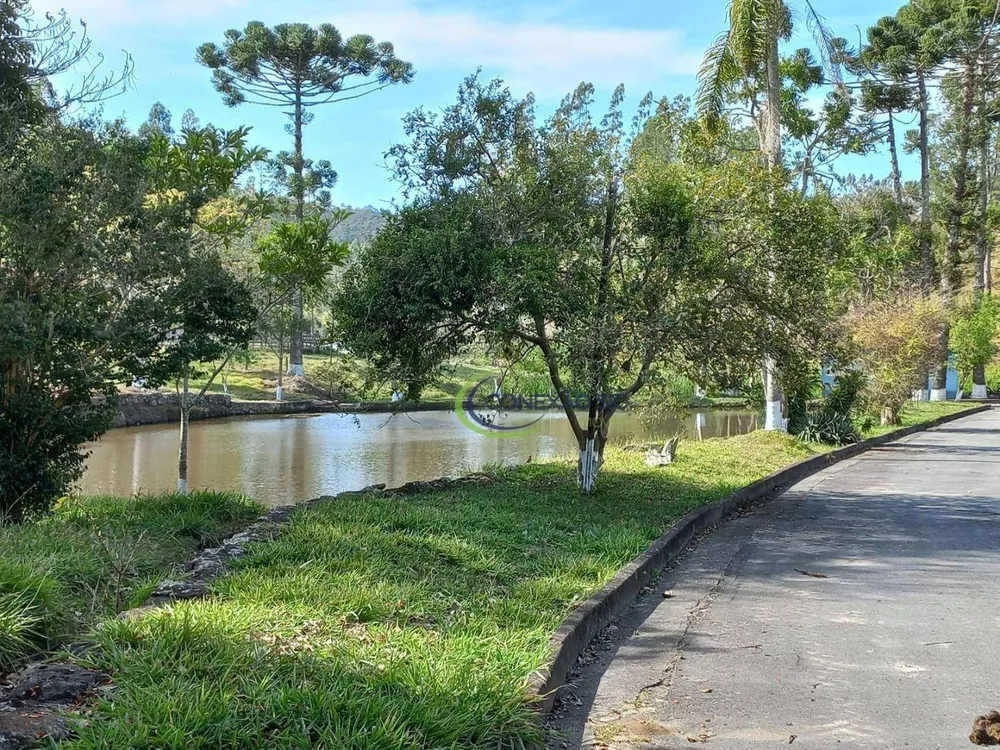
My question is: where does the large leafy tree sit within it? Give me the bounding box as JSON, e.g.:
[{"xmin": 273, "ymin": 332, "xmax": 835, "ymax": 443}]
[
  {"xmin": 197, "ymin": 22, "xmax": 414, "ymax": 377},
  {"xmin": 696, "ymin": 0, "xmax": 837, "ymax": 431},
  {"xmin": 334, "ymin": 77, "xmax": 845, "ymax": 493},
  {"xmin": 0, "ymin": 118, "xmax": 223, "ymax": 519}
]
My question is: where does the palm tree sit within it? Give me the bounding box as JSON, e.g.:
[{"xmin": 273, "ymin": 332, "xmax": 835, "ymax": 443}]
[
  {"xmin": 697, "ymin": 0, "xmax": 839, "ymax": 431},
  {"xmin": 697, "ymin": 0, "xmax": 793, "ymax": 169}
]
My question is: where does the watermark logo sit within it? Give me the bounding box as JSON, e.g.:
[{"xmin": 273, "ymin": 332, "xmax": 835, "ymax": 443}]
[
  {"xmin": 454, "ymin": 377, "xmax": 550, "ymax": 436},
  {"xmin": 454, "ymin": 377, "xmax": 630, "ymax": 436}
]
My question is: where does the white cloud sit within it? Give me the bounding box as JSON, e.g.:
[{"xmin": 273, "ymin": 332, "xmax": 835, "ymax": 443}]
[
  {"xmin": 332, "ymin": 1, "xmax": 700, "ymax": 95},
  {"xmin": 40, "ymin": 0, "xmax": 698, "ymax": 96}
]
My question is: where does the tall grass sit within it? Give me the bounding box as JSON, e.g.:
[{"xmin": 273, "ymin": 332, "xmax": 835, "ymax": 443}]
[{"xmin": 0, "ymin": 491, "xmax": 260, "ymax": 669}]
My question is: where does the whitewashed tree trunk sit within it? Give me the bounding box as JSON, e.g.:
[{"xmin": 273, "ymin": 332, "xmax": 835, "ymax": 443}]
[
  {"xmin": 577, "ymin": 438, "xmax": 601, "ymax": 494},
  {"xmin": 763, "ymin": 356, "xmax": 786, "ymax": 432},
  {"xmin": 276, "ymin": 353, "xmax": 284, "ymax": 401},
  {"xmin": 760, "ymin": 37, "xmax": 787, "ymax": 432},
  {"xmin": 177, "ymin": 373, "xmax": 190, "ymax": 495}
]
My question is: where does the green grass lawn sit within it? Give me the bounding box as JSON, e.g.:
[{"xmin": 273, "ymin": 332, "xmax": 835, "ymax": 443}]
[
  {"xmin": 858, "ymin": 400, "xmax": 978, "ymax": 439},
  {"xmin": 0, "ymin": 493, "xmax": 261, "ymax": 670},
  {"xmin": 179, "ymin": 350, "xmax": 496, "ymax": 403},
  {"xmin": 64, "ymin": 433, "xmax": 820, "ymax": 748}
]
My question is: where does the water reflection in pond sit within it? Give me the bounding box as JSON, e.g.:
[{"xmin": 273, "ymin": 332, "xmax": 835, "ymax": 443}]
[{"xmin": 81, "ymin": 408, "xmax": 758, "ymax": 506}]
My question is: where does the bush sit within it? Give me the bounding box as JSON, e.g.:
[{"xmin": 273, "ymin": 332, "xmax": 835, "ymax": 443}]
[
  {"xmin": 825, "ymin": 368, "xmax": 866, "ymax": 418},
  {"xmin": 0, "ymin": 385, "xmax": 114, "ymax": 522},
  {"xmin": 797, "ymin": 411, "xmax": 860, "ymax": 446},
  {"xmin": 951, "ymin": 293, "xmax": 998, "ymax": 389},
  {"xmin": 783, "ymin": 361, "xmax": 822, "ymax": 436},
  {"xmin": 845, "ymin": 295, "xmax": 946, "ymax": 426}
]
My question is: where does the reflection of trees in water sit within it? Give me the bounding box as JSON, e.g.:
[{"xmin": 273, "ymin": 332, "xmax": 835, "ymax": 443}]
[{"xmin": 81, "ymin": 409, "xmax": 760, "ymax": 503}]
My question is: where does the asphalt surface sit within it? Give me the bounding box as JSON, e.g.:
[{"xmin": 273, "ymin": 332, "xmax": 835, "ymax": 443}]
[{"xmin": 547, "ymin": 409, "xmax": 1000, "ymax": 749}]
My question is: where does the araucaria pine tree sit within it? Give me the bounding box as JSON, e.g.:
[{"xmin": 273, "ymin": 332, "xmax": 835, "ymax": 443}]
[{"xmin": 198, "ymin": 22, "xmax": 414, "ymax": 376}]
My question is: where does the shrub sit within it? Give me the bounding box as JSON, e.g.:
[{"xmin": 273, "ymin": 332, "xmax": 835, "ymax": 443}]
[
  {"xmin": 825, "ymin": 368, "xmax": 866, "ymax": 418},
  {"xmin": 783, "ymin": 361, "xmax": 822, "ymax": 436},
  {"xmin": 797, "ymin": 411, "xmax": 860, "ymax": 446},
  {"xmin": 951, "ymin": 293, "xmax": 998, "ymax": 391},
  {"xmin": 845, "ymin": 295, "xmax": 946, "ymax": 426}
]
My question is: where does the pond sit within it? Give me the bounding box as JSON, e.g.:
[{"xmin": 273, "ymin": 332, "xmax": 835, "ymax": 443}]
[{"xmin": 80, "ymin": 407, "xmax": 758, "ymax": 506}]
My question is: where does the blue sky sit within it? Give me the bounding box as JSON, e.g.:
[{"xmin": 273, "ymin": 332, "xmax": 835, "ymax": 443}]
[{"xmin": 44, "ymin": 0, "xmax": 909, "ymax": 208}]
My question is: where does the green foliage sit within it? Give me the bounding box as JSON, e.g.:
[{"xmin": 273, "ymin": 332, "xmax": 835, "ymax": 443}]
[
  {"xmin": 783, "ymin": 361, "xmax": 821, "ymax": 436},
  {"xmin": 197, "ymin": 22, "xmax": 414, "ymax": 109},
  {"xmin": 696, "ymin": 0, "xmax": 792, "ymax": 132},
  {"xmin": 847, "ymin": 294, "xmax": 947, "ymax": 426},
  {"xmin": 836, "ymin": 180, "xmax": 918, "ymax": 301},
  {"xmin": 0, "ymin": 120, "xmax": 172, "ymax": 519},
  {"xmin": 197, "ymin": 22, "xmax": 413, "ymax": 212},
  {"xmin": 258, "ymin": 214, "xmax": 350, "ymax": 300},
  {"xmin": 780, "ymin": 48, "xmax": 879, "ymax": 191},
  {"xmin": 0, "ymin": 492, "xmax": 260, "ymax": 667},
  {"xmin": 338, "ymin": 75, "xmax": 846, "ymax": 492},
  {"xmin": 65, "ymin": 434, "xmax": 818, "ymax": 748},
  {"xmin": 333, "ymin": 193, "xmax": 497, "ymax": 399},
  {"xmin": 797, "ymin": 411, "xmax": 860, "ymax": 446},
  {"xmin": 950, "ymin": 293, "xmax": 998, "ymax": 379},
  {"xmin": 825, "ymin": 368, "xmax": 867, "ymax": 418}
]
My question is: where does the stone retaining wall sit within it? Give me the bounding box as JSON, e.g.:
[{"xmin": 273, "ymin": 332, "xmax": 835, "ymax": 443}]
[{"xmin": 113, "ymin": 392, "xmax": 338, "ymax": 428}]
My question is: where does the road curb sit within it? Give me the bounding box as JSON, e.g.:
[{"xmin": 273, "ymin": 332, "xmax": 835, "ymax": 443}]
[{"xmin": 529, "ymin": 404, "xmax": 993, "ymax": 713}]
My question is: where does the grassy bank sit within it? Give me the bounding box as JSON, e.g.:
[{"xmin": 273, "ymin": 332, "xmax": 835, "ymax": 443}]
[
  {"xmin": 0, "ymin": 493, "xmax": 260, "ymax": 669},
  {"xmin": 859, "ymin": 400, "xmax": 977, "ymax": 439},
  {"xmin": 65, "ymin": 433, "xmax": 819, "ymax": 748},
  {"xmin": 171, "ymin": 350, "xmax": 749, "ymax": 408},
  {"xmin": 176, "ymin": 351, "xmax": 496, "ymax": 403}
]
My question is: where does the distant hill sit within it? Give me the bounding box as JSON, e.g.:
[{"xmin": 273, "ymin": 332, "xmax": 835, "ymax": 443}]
[{"xmin": 330, "ymin": 206, "xmax": 386, "ymax": 247}]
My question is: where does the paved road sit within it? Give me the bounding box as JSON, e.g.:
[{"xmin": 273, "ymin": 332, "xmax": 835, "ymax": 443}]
[{"xmin": 548, "ymin": 409, "xmax": 1000, "ymax": 749}]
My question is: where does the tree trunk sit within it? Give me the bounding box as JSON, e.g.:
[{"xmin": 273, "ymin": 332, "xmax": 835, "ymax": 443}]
[
  {"xmin": 943, "ymin": 57, "xmax": 976, "ymax": 298},
  {"xmin": 287, "ymin": 85, "xmax": 306, "ymax": 378},
  {"xmin": 276, "ymin": 351, "xmax": 284, "ymax": 401},
  {"xmin": 577, "ymin": 405, "xmax": 610, "ymax": 494},
  {"xmin": 917, "ymin": 72, "xmax": 933, "ymax": 293},
  {"xmin": 575, "ymin": 174, "xmax": 619, "ymax": 493},
  {"xmin": 763, "ymin": 36, "xmax": 782, "ymax": 170},
  {"xmin": 887, "ymin": 110, "xmax": 903, "ymax": 206},
  {"xmin": 935, "ymin": 57, "xmax": 977, "ymax": 402},
  {"xmin": 177, "ymin": 373, "xmax": 190, "ymax": 495},
  {"xmin": 763, "ymin": 356, "xmax": 785, "ymax": 432},
  {"xmin": 930, "ymin": 323, "xmax": 951, "ymax": 401},
  {"xmin": 881, "ymin": 404, "xmax": 901, "ymax": 427},
  {"xmin": 974, "ymin": 78, "xmax": 990, "ymax": 400},
  {"xmin": 761, "ymin": 35, "xmax": 786, "ymax": 432}
]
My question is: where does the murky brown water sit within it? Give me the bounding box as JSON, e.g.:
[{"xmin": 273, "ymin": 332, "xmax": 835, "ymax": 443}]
[{"xmin": 80, "ymin": 408, "xmax": 758, "ymax": 506}]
